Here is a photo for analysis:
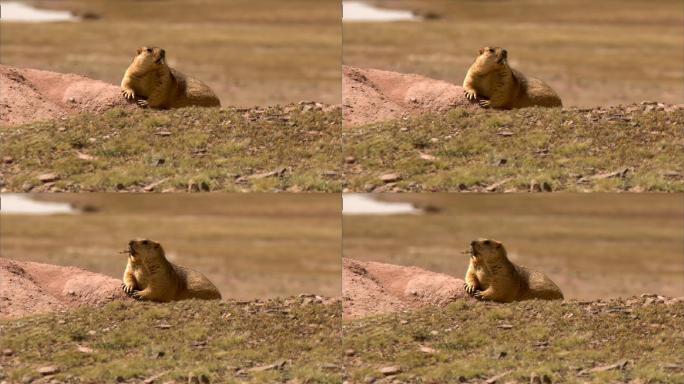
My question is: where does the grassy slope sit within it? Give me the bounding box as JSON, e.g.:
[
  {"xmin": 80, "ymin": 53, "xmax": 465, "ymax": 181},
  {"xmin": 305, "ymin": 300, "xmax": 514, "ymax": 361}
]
[
  {"xmin": 1, "ymin": 105, "xmax": 341, "ymax": 192},
  {"xmin": 343, "ymin": 298, "xmax": 684, "ymax": 384},
  {"xmin": 0, "ymin": 299, "xmax": 342, "ymax": 383},
  {"xmin": 344, "ymin": 0, "xmax": 683, "ymax": 107},
  {"xmin": 343, "ymin": 106, "xmax": 683, "ymax": 192},
  {"xmin": 3, "ymin": 0, "xmax": 341, "ymax": 106}
]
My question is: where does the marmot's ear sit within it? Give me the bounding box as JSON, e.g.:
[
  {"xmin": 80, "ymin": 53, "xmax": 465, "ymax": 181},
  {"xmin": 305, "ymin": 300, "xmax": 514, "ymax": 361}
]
[
  {"xmin": 479, "ymin": 48, "xmax": 484, "ymax": 55},
  {"xmin": 501, "ymin": 49, "xmax": 508, "ymax": 59},
  {"xmin": 137, "ymin": 47, "xmax": 143, "ymax": 55}
]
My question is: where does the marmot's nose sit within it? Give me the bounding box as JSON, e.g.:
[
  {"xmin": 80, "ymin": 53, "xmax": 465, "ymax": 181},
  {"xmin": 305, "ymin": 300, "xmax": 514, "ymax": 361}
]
[{"xmin": 128, "ymin": 240, "xmax": 134, "ymax": 247}]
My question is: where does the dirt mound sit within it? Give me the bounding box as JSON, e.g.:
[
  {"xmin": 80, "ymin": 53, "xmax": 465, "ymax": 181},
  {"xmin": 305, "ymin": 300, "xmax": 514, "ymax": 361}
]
[
  {"xmin": 343, "ymin": 66, "xmax": 477, "ymax": 127},
  {"xmin": 0, "ymin": 258, "xmax": 131, "ymax": 319},
  {"xmin": 0, "ymin": 65, "xmax": 135, "ymax": 127},
  {"xmin": 343, "ymin": 258, "xmax": 472, "ymax": 319}
]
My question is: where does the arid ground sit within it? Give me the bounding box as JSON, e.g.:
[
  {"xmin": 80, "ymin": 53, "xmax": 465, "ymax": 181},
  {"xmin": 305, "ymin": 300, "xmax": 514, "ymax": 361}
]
[
  {"xmin": 0, "ymin": 194, "xmax": 342, "ymax": 299},
  {"xmin": 2, "ymin": 0, "xmax": 341, "ymax": 107},
  {"xmin": 344, "ymin": 0, "xmax": 683, "ymax": 108},
  {"xmin": 343, "ymin": 193, "xmax": 684, "ymax": 300}
]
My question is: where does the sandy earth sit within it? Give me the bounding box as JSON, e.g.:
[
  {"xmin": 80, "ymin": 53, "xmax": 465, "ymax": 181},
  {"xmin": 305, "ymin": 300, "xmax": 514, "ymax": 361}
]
[
  {"xmin": 343, "ymin": 258, "xmax": 472, "ymax": 319},
  {"xmin": 0, "ymin": 258, "xmax": 130, "ymax": 320},
  {"xmin": 342, "ymin": 65, "xmax": 477, "ymax": 127},
  {"xmin": 0, "ymin": 65, "xmax": 134, "ymax": 127}
]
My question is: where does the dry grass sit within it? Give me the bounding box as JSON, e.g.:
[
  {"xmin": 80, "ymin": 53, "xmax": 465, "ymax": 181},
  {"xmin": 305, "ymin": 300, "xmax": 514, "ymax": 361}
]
[
  {"xmin": 2, "ymin": 0, "xmax": 341, "ymax": 106},
  {"xmin": 1, "ymin": 193, "xmax": 342, "ymax": 299},
  {"xmin": 344, "ymin": 298, "xmax": 684, "ymax": 383},
  {"xmin": 343, "ymin": 193, "xmax": 684, "ymax": 300},
  {"xmin": 0, "ymin": 299, "xmax": 342, "ymax": 383},
  {"xmin": 343, "ymin": 106, "xmax": 684, "ymax": 192},
  {"xmin": 344, "ymin": 0, "xmax": 683, "ymax": 107},
  {"xmin": 0, "ymin": 105, "xmax": 342, "ymax": 192}
]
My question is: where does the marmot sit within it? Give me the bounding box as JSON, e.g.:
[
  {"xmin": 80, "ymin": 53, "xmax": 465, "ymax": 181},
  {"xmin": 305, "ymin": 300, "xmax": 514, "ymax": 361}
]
[
  {"xmin": 121, "ymin": 239, "xmax": 222, "ymax": 302},
  {"xmin": 463, "ymin": 238, "xmax": 563, "ymax": 302},
  {"xmin": 120, "ymin": 46, "xmax": 221, "ymax": 109},
  {"xmin": 462, "ymin": 46, "xmax": 562, "ymax": 109}
]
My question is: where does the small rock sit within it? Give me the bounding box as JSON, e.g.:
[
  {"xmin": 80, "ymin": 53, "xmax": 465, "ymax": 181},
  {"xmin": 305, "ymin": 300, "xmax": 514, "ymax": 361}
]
[
  {"xmin": 248, "ymin": 167, "xmax": 287, "ymax": 180},
  {"xmin": 76, "ymin": 152, "xmax": 96, "ymax": 161},
  {"xmin": 497, "ymin": 131, "xmax": 514, "ymax": 137},
  {"xmin": 419, "ymin": 346, "xmax": 436, "ymax": 354},
  {"xmin": 344, "ymin": 349, "xmax": 356, "ymax": 357},
  {"xmin": 154, "ymin": 131, "xmax": 172, "ymax": 136},
  {"xmin": 2, "ymin": 156, "xmax": 14, "ymax": 164},
  {"xmin": 344, "ymin": 156, "xmax": 356, "ymax": 164},
  {"xmin": 419, "ymin": 153, "xmax": 436, "ymax": 161},
  {"xmin": 187, "ymin": 181, "xmax": 200, "ymax": 192},
  {"xmin": 485, "ymin": 178, "xmax": 511, "ymax": 192},
  {"xmin": 37, "ymin": 173, "xmax": 59, "ymax": 183},
  {"xmin": 497, "ymin": 324, "xmax": 514, "ymax": 329},
  {"xmin": 156, "ymin": 323, "xmax": 172, "ymax": 329},
  {"xmin": 379, "ymin": 366, "xmax": 401, "ymax": 376},
  {"xmin": 248, "ymin": 360, "xmax": 287, "ymax": 372},
  {"xmin": 87, "ymin": 330, "xmax": 97, "ymax": 336},
  {"xmin": 37, "ymin": 366, "xmax": 60, "ymax": 376},
  {"xmin": 379, "ymin": 173, "xmax": 401, "ymax": 183},
  {"xmin": 2, "ymin": 348, "xmax": 14, "ymax": 356},
  {"xmin": 530, "ymin": 180, "xmax": 542, "ymax": 192},
  {"xmin": 76, "ymin": 345, "xmax": 93, "ymax": 354}
]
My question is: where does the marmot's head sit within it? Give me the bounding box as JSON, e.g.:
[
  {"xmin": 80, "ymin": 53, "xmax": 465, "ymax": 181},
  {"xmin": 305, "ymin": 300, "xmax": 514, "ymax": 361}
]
[
  {"xmin": 469, "ymin": 238, "xmax": 508, "ymax": 264},
  {"xmin": 133, "ymin": 46, "xmax": 166, "ymax": 67},
  {"xmin": 126, "ymin": 238, "xmax": 165, "ymax": 264},
  {"xmin": 475, "ymin": 46, "xmax": 508, "ymax": 71}
]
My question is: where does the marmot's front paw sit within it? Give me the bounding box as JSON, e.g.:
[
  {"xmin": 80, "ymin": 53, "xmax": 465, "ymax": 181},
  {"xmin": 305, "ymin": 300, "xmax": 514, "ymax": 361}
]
[
  {"xmin": 473, "ymin": 290, "xmax": 487, "ymax": 300},
  {"xmin": 464, "ymin": 282, "xmax": 477, "ymax": 295},
  {"xmin": 478, "ymin": 99, "xmax": 491, "ymax": 108},
  {"xmin": 122, "ymin": 89, "xmax": 135, "ymax": 100},
  {"xmin": 131, "ymin": 290, "xmax": 145, "ymax": 301},
  {"xmin": 464, "ymin": 89, "xmax": 477, "ymax": 100},
  {"xmin": 137, "ymin": 99, "xmax": 149, "ymax": 108},
  {"xmin": 121, "ymin": 283, "xmax": 135, "ymax": 295}
]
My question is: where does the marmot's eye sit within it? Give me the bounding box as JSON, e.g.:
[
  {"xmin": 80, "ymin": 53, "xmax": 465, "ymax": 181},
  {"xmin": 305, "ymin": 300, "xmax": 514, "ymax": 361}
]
[
  {"xmin": 146, "ymin": 48, "xmax": 152, "ymax": 53},
  {"xmin": 483, "ymin": 240, "xmax": 491, "ymax": 245},
  {"xmin": 142, "ymin": 240, "xmax": 148, "ymax": 245},
  {"xmin": 488, "ymin": 48, "xmax": 494, "ymax": 53}
]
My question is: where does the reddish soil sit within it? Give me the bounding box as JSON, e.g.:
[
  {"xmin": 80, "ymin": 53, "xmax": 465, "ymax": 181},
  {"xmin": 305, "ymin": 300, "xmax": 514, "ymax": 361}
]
[
  {"xmin": 0, "ymin": 65, "xmax": 135, "ymax": 127},
  {"xmin": 343, "ymin": 258, "xmax": 472, "ymax": 319},
  {"xmin": 342, "ymin": 65, "xmax": 477, "ymax": 127},
  {"xmin": 0, "ymin": 258, "xmax": 131, "ymax": 320}
]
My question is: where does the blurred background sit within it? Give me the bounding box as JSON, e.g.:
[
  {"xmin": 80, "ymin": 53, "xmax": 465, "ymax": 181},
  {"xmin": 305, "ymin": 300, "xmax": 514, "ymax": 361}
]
[
  {"xmin": 343, "ymin": 0, "xmax": 683, "ymax": 107},
  {"xmin": 1, "ymin": 193, "xmax": 341, "ymax": 299},
  {"xmin": 343, "ymin": 193, "xmax": 684, "ymax": 300},
  {"xmin": 1, "ymin": 0, "xmax": 341, "ymax": 106}
]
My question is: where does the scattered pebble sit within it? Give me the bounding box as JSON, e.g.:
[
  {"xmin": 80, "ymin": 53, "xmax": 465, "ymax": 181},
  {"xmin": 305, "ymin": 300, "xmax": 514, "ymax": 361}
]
[
  {"xmin": 37, "ymin": 366, "xmax": 60, "ymax": 376},
  {"xmin": 379, "ymin": 366, "xmax": 401, "ymax": 376}
]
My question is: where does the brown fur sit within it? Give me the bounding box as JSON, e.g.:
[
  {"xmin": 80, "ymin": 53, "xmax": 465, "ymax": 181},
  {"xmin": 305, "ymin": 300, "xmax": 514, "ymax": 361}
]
[
  {"xmin": 120, "ymin": 46, "xmax": 220, "ymax": 109},
  {"xmin": 463, "ymin": 46, "xmax": 562, "ymax": 109},
  {"xmin": 122, "ymin": 239, "xmax": 221, "ymax": 302},
  {"xmin": 464, "ymin": 238, "xmax": 563, "ymax": 302}
]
